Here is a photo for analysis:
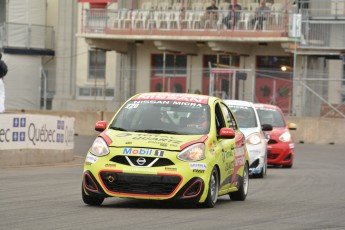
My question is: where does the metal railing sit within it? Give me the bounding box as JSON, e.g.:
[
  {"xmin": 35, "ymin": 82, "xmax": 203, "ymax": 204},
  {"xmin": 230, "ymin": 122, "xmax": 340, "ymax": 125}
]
[
  {"xmin": 0, "ymin": 22, "xmax": 54, "ymax": 50},
  {"xmin": 299, "ymin": 0, "xmax": 345, "ymax": 19},
  {"xmin": 81, "ymin": 8, "xmax": 288, "ymax": 35}
]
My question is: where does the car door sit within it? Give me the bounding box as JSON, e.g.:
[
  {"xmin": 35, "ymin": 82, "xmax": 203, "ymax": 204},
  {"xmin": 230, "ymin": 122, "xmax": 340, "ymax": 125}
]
[
  {"xmin": 219, "ymin": 102, "xmax": 246, "ymax": 187},
  {"xmin": 214, "ymin": 102, "xmax": 235, "ymax": 191}
]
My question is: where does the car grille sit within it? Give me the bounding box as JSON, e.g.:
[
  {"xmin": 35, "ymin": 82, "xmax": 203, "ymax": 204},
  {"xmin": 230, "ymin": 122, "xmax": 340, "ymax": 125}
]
[
  {"xmin": 268, "ymin": 152, "xmax": 279, "ymax": 159},
  {"xmin": 111, "ymin": 155, "xmax": 174, "ymax": 167},
  {"xmin": 268, "ymin": 139, "xmax": 278, "ymax": 144},
  {"xmin": 100, "ymin": 172, "xmax": 181, "ymax": 195}
]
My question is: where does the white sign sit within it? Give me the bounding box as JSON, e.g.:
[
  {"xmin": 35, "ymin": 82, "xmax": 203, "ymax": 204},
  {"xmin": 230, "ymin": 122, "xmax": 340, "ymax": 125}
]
[{"xmin": 0, "ymin": 114, "xmax": 74, "ymax": 150}]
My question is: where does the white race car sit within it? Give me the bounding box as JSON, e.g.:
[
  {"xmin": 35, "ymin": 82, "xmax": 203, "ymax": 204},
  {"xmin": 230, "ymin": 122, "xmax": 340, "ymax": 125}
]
[{"xmin": 225, "ymin": 100, "xmax": 272, "ymax": 178}]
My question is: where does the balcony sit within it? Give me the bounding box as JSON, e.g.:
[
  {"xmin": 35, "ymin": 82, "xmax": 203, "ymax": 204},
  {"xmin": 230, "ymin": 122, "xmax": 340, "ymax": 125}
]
[
  {"xmin": 0, "ymin": 22, "xmax": 55, "ymax": 55},
  {"xmin": 79, "ymin": 8, "xmax": 291, "ymax": 42}
]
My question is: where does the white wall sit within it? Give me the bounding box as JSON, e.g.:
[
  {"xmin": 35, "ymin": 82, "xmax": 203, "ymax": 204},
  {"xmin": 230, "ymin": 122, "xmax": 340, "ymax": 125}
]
[{"xmin": 5, "ymin": 55, "xmax": 42, "ymax": 110}]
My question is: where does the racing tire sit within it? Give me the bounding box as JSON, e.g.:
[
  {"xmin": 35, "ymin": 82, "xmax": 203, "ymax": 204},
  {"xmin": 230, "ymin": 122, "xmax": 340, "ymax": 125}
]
[
  {"xmin": 229, "ymin": 162, "xmax": 249, "ymax": 201},
  {"xmin": 82, "ymin": 186, "xmax": 104, "ymax": 206},
  {"xmin": 201, "ymin": 167, "xmax": 219, "ymax": 208}
]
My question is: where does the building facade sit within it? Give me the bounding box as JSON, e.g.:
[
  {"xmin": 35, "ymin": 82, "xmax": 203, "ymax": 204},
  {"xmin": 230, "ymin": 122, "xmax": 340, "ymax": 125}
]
[{"xmin": 1, "ymin": 0, "xmax": 345, "ymax": 117}]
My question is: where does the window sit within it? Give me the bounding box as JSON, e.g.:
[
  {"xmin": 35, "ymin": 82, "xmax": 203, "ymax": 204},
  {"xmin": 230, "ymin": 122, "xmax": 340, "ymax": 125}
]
[
  {"xmin": 88, "ymin": 49, "xmax": 106, "ymax": 80},
  {"xmin": 151, "ymin": 54, "xmax": 187, "ymax": 92},
  {"xmin": 152, "ymin": 54, "xmax": 187, "ymax": 75},
  {"xmin": 77, "ymin": 86, "xmax": 114, "ymax": 100},
  {"xmin": 220, "ymin": 103, "xmax": 238, "ymax": 130}
]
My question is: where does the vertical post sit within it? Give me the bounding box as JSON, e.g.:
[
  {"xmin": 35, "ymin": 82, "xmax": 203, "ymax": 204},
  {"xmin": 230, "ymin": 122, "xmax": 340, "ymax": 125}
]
[
  {"xmin": 232, "ymin": 70, "xmax": 236, "ymax": 99},
  {"xmin": 208, "ymin": 61, "xmax": 213, "ymax": 96},
  {"xmin": 293, "ymin": 37, "xmax": 297, "ymax": 114},
  {"xmin": 162, "ymin": 51, "xmax": 166, "ymax": 92}
]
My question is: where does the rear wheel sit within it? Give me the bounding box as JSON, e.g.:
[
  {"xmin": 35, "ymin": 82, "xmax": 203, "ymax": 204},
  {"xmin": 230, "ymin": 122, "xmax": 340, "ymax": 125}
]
[
  {"xmin": 82, "ymin": 186, "xmax": 104, "ymax": 206},
  {"xmin": 201, "ymin": 167, "xmax": 219, "ymax": 208},
  {"xmin": 230, "ymin": 162, "xmax": 249, "ymax": 201}
]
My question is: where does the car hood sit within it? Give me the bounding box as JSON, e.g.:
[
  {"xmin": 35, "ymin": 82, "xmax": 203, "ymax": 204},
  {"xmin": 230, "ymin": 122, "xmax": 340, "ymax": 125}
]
[
  {"xmin": 239, "ymin": 127, "xmax": 261, "ymax": 137},
  {"xmin": 102, "ymin": 130, "xmax": 207, "ymax": 151},
  {"xmin": 265, "ymin": 127, "xmax": 288, "ymax": 138}
]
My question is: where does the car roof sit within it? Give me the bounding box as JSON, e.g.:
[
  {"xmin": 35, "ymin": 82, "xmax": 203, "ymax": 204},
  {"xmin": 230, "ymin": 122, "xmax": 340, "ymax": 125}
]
[
  {"xmin": 131, "ymin": 92, "xmax": 219, "ymax": 105},
  {"xmin": 224, "ymin": 99, "xmax": 254, "ymax": 108},
  {"xmin": 254, "ymin": 103, "xmax": 282, "ymax": 111}
]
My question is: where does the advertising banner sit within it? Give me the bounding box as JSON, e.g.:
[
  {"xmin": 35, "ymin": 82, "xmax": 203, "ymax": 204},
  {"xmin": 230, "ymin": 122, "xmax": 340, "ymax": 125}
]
[{"xmin": 0, "ymin": 114, "xmax": 74, "ymax": 150}]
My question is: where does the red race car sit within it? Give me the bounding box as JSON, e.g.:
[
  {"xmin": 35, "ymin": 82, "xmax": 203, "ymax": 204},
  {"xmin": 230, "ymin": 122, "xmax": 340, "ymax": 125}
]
[{"xmin": 254, "ymin": 104, "xmax": 297, "ymax": 168}]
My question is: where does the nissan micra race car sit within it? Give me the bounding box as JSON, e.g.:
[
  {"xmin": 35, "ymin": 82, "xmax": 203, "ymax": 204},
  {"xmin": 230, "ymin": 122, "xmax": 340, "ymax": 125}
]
[
  {"xmin": 225, "ymin": 100, "xmax": 272, "ymax": 178},
  {"xmin": 82, "ymin": 93, "xmax": 249, "ymax": 208},
  {"xmin": 254, "ymin": 103, "xmax": 297, "ymax": 168}
]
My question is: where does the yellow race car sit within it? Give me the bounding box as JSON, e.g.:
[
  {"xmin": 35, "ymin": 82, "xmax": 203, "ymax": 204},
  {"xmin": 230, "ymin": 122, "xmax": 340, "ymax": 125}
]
[{"xmin": 82, "ymin": 93, "xmax": 249, "ymax": 208}]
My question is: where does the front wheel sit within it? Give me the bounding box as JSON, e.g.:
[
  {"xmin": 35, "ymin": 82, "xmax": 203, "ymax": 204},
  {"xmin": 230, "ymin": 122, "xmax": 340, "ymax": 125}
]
[
  {"xmin": 201, "ymin": 167, "xmax": 219, "ymax": 208},
  {"xmin": 230, "ymin": 162, "xmax": 249, "ymax": 201},
  {"xmin": 82, "ymin": 185, "xmax": 104, "ymax": 206}
]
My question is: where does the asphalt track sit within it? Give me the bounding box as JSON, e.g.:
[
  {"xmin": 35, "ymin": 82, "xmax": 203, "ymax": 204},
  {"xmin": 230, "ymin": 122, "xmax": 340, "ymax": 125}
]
[{"xmin": 1, "ymin": 136, "xmax": 345, "ymax": 230}]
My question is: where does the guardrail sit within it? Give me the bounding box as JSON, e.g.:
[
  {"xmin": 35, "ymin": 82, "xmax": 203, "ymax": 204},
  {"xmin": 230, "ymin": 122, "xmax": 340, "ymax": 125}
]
[{"xmin": 0, "ymin": 22, "xmax": 55, "ymax": 50}]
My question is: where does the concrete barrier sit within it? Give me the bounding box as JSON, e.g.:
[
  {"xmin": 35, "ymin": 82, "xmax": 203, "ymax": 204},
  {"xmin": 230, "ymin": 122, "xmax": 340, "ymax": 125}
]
[{"xmin": 287, "ymin": 117, "xmax": 345, "ymax": 144}]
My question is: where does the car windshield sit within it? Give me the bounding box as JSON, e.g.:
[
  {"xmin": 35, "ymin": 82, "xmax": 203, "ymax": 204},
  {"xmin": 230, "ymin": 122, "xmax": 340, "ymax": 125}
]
[
  {"xmin": 256, "ymin": 108, "xmax": 285, "ymax": 127},
  {"xmin": 228, "ymin": 105, "xmax": 257, "ymax": 128},
  {"xmin": 110, "ymin": 99, "xmax": 210, "ymax": 135}
]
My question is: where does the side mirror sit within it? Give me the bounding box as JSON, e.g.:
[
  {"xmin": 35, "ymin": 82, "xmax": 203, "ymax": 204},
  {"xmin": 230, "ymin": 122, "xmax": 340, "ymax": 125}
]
[
  {"xmin": 95, "ymin": 121, "xmax": 107, "ymax": 132},
  {"xmin": 262, "ymin": 124, "xmax": 273, "ymax": 131},
  {"xmin": 288, "ymin": 123, "xmax": 297, "ymax": 130},
  {"xmin": 218, "ymin": 127, "xmax": 235, "ymax": 139}
]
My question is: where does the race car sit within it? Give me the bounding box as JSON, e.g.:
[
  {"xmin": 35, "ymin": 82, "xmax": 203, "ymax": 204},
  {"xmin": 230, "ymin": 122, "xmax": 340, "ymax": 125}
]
[
  {"xmin": 82, "ymin": 93, "xmax": 249, "ymax": 208},
  {"xmin": 225, "ymin": 100, "xmax": 272, "ymax": 178},
  {"xmin": 254, "ymin": 103, "xmax": 297, "ymax": 168}
]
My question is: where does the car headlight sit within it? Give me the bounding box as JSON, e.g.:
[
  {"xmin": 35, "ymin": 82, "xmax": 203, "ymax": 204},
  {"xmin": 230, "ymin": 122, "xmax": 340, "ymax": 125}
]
[
  {"xmin": 246, "ymin": 132, "xmax": 262, "ymax": 145},
  {"xmin": 89, "ymin": 137, "xmax": 109, "ymax": 156},
  {"xmin": 177, "ymin": 143, "xmax": 205, "ymax": 162},
  {"xmin": 279, "ymin": 131, "xmax": 292, "ymax": 142}
]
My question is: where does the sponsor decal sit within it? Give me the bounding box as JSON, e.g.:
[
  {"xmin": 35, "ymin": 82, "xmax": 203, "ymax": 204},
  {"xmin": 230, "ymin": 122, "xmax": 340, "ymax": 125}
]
[
  {"xmin": 190, "ymin": 163, "xmax": 207, "ymax": 170},
  {"xmin": 193, "ymin": 169, "xmax": 205, "ymax": 173},
  {"xmin": 132, "ymin": 133, "xmax": 182, "ymax": 145},
  {"xmin": 235, "ymin": 156, "xmax": 245, "ymax": 167},
  {"xmin": 105, "ymin": 164, "xmax": 117, "ymax": 168},
  {"xmin": 126, "ymin": 168, "xmax": 156, "ymax": 173},
  {"xmin": 125, "ymin": 103, "xmax": 139, "ymax": 109},
  {"xmin": 249, "ymin": 149, "xmax": 261, "ymax": 154},
  {"xmin": 122, "ymin": 148, "xmax": 153, "ymax": 155},
  {"xmin": 165, "ymin": 167, "xmax": 177, "ymax": 172},
  {"xmin": 86, "ymin": 155, "xmax": 98, "ymax": 164},
  {"xmin": 235, "ymin": 147, "xmax": 245, "ymax": 157},
  {"xmin": 133, "ymin": 94, "xmax": 208, "ymax": 104},
  {"xmin": 115, "ymin": 133, "xmax": 132, "ymax": 137},
  {"xmin": 154, "ymin": 150, "xmax": 164, "ymax": 157}
]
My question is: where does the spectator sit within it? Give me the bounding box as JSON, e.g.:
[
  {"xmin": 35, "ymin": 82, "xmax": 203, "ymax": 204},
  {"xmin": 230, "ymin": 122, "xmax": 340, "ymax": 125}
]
[
  {"xmin": 206, "ymin": 0, "xmax": 218, "ymax": 12},
  {"xmin": 252, "ymin": 0, "xmax": 271, "ymax": 30},
  {"xmin": 0, "ymin": 52, "xmax": 8, "ymax": 113},
  {"xmin": 205, "ymin": 1, "xmax": 218, "ymax": 27},
  {"xmin": 222, "ymin": 0, "xmax": 242, "ymax": 29}
]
